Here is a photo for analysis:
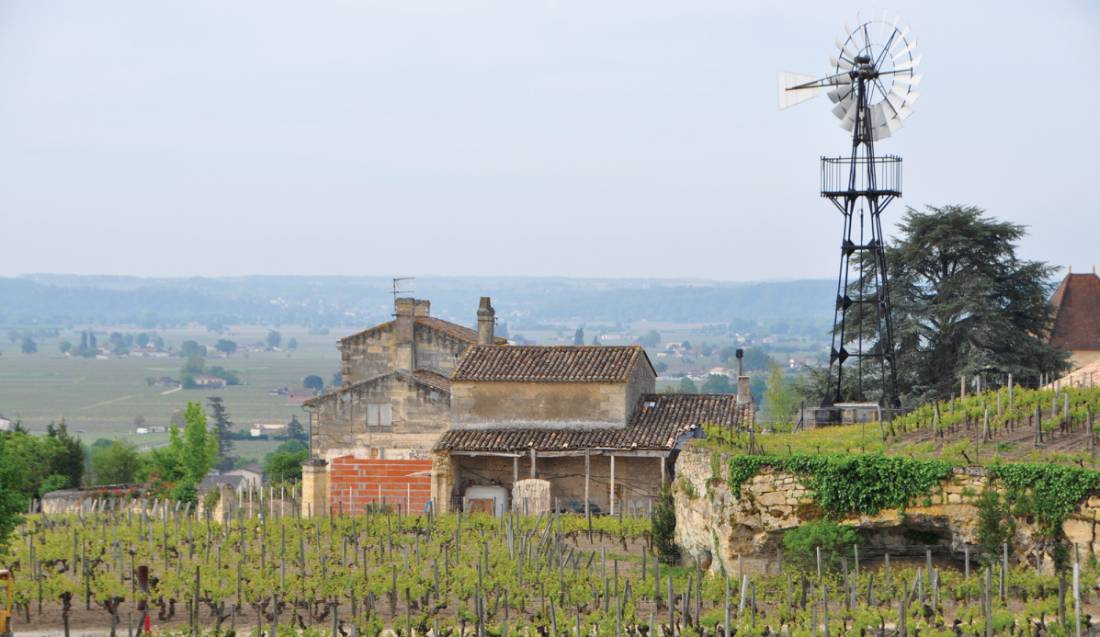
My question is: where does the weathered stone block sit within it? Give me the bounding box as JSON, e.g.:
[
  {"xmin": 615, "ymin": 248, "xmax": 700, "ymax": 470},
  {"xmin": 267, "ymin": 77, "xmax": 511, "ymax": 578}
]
[{"xmin": 512, "ymin": 479, "xmax": 551, "ymax": 515}]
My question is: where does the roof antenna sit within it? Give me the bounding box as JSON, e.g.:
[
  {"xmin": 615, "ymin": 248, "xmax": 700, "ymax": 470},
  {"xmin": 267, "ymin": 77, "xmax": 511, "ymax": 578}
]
[{"xmin": 392, "ymin": 277, "xmax": 415, "ymax": 312}]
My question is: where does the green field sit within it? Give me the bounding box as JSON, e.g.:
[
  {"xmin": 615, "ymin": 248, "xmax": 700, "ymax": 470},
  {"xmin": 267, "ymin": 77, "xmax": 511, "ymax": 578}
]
[{"xmin": 0, "ymin": 325, "xmax": 340, "ymax": 453}]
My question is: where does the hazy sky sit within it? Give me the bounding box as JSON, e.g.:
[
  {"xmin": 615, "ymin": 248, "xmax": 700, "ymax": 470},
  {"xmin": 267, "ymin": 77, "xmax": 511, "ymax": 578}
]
[{"xmin": 0, "ymin": 1, "xmax": 1096, "ymax": 280}]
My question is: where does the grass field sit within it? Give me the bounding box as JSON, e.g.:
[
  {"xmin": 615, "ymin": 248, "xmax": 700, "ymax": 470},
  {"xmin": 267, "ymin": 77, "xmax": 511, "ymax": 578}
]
[{"xmin": 0, "ymin": 325, "xmax": 340, "ymax": 453}]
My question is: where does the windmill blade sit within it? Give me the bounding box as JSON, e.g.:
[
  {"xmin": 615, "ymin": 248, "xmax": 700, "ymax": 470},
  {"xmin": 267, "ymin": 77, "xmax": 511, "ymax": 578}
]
[
  {"xmin": 871, "ymin": 124, "xmax": 892, "ymax": 141},
  {"xmin": 830, "ymin": 56, "xmax": 854, "ymax": 70},
  {"xmin": 892, "ymin": 39, "xmax": 919, "ymax": 61},
  {"xmin": 884, "ymin": 92, "xmax": 904, "ymax": 116},
  {"xmin": 836, "ymin": 38, "xmax": 858, "ymax": 60},
  {"xmin": 904, "ymin": 91, "xmax": 921, "ymax": 107},
  {"xmin": 777, "ymin": 71, "xmax": 821, "ymax": 109},
  {"xmin": 832, "ymin": 96, "xmax": 858, "ymax": 121},
  {"xmin": 831, "ymin": 98, "xmax": 851, "ymax": 119},
  {"xmin": 870, "ymin": 102, "xmax": 889, "ymax": 128},
  {"xmin": 840, "ymin": 100, "xmax": 859, "ymax": 126},
  {"xmin": 893, "ymin": 74, "xmax": 922, "ymax": 87},
  {"xmin": 892, "ymin": 55, "xmax": 921, "ymax": 72},
  {"xmin": 826, "ymin": 85, "xmax": 853, "ymax": 104},
  {"xmin": 896, "ymin": 105, "xmax": 914, "ymax": 120}
]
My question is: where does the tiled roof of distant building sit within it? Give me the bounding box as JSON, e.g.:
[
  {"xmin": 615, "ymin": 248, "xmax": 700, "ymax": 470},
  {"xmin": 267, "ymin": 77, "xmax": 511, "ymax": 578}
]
[
  {"xmin": 434, "ymin": 393, "xmax": 749, "ymax": 453},
  {"xmin": 452, "ymin": 345, "xmax": 653, "ymax": 383}
]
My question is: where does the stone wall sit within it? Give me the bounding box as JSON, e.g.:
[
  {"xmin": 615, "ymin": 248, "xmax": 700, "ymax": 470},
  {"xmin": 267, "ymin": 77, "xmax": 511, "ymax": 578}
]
[
  {"xmin": 413, "ymin": 323, "xmax": 473, "ymax": 376},
  {"xmin": 341, "ymin": 325, "xmax": 395, "ymax": 385},
  {"xmin": 338, "ymin": 308, "xmax": 473, "ymax": 387},
  {"xmin": 311, "ymin": 374, "xmax": 451, "ymax": 458},
  {"xmin": 450, "ymin": 381, "xmax": 630, "ymax": 428},
  {"xmin": 624, "ymin": 361, "xmax": 657, "ymax": 421},
  {"xmin": 673, "ymin": 445, "xmax": 1100, "ymax": 576}
]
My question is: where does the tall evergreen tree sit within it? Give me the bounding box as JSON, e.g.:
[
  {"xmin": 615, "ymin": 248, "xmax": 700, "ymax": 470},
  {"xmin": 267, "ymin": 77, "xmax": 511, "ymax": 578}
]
[
  {"xmin": 45, "ymin": 421, "xmax": 85, "ymax": 488},
  {"xmin": 206, "ymin": 396, "xmax": 234, "ymax": 459},
  {"xmin": 887, "ymin": 205, "xmax": 1070, "ymax": 402}
]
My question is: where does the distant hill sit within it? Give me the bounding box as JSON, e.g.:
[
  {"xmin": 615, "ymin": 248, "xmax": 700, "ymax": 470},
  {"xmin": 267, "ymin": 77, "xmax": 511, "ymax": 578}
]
[{"xmin": 0, "ymin": 275, "xmax": 834, "ymax": 329}]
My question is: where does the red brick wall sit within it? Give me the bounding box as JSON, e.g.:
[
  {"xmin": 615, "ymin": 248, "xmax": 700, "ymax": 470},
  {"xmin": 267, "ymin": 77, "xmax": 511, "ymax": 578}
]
[{"xmin": 327, "ymin": 456, "xmax": 433, "ymax": 515}]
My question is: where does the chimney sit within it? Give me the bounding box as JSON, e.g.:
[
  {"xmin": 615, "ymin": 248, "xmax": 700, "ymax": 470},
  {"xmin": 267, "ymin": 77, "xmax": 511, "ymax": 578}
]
[
  {"xmin": 735, "ymin": 349, "xmax": 751, "ymax": 404},
  {"xmin": 737, "ymin": 375, "xmax": 751, "ymax": 405},
  {"xmin": 477, "ymin": 297, "xmax": 495, "ymax": 345},
  {"xmin": 414, "ymin": 299, "xmax": 431, "ymax": 317},
  {"xmin": 394, "ymin": 297, "xmax": 415, "ymax": 318},
  {"xmin": 395, "ymin": 297, "xmax": 415, "ymax": 371}
]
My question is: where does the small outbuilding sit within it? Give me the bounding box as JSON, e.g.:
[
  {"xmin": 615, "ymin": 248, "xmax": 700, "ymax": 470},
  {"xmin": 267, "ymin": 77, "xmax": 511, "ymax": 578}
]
[{"xmin": 430, "ymin": 345, "xmax": 753, "ymax": 515}]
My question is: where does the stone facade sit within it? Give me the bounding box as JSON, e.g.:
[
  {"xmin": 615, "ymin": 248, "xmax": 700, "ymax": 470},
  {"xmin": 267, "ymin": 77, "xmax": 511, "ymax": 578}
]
[
  {"xmin": 450, "ymin": 380, "xmax": 644, "ymax": 430},
  {"xmin": 674, "ymin": 445, "xmax": 1100, "ymax": 576},
  {"xmin": 307, "ymin": 297, "xmax": 492, "ymax": 460},
  {"xmin": 308, "ymin": 372, "xmax": 451, "ymax": 459}
]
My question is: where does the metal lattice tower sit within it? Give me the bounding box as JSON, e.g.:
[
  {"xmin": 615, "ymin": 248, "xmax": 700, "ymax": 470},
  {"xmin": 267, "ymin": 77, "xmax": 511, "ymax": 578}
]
[{"xmin": 778, "ymin": 15, "xmax": 921, "ymax": 417}]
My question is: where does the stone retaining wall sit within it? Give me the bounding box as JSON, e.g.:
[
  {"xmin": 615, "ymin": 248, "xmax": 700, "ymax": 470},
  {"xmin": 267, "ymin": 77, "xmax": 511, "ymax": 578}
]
[{"xmin": 673, "ymin": 445, "xmax": 1100, "ymax": 576}]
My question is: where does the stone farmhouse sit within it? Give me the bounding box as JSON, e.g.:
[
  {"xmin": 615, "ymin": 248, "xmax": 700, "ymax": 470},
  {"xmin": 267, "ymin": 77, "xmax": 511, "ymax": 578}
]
[{"xmin": 301, "ymin": 296, "xmax": 752, "ymax": 517}]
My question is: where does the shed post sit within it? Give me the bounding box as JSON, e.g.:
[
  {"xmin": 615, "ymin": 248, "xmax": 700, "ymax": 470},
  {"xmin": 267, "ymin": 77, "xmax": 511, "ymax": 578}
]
[
  {"xmin": 659, "ymin": 456, "xmax": 666, "ymax": 487},
  {"xmin": 512, "ymin": 456, "xmax": 519, "ymax": 486},
  {"xmin": 609, "ymin": 455, "xmax": 616, "ymax": 516},
  {"xmin": 584, "ymin": 450, "xmax": 591, "ymax": 517},
  {"xmin": 529, "ymin": 448, "xmax": 536, "ymax": 479}
]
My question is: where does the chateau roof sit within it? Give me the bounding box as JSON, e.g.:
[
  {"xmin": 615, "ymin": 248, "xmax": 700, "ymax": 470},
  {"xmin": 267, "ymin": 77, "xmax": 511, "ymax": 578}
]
[
  {"xmin": 1049, "ymin": 272, "xmax": 1100, "ymax": 351},
  {"xmin": 452, "ymin": 345, "xmax": 654, "ymax": 383},
  {"xmin": 434, "ymin": 393, "xmax": 750, "ymax": 453}
]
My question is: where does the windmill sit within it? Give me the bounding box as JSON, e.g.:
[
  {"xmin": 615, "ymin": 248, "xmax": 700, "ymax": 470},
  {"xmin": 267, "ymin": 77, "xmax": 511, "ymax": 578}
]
[{"xmin": 778, "ymin": 14, "xmax": 921, "ymax": 420}]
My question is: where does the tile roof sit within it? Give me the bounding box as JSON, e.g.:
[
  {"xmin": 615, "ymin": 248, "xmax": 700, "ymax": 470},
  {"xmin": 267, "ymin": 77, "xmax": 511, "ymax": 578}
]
[
  {"xmin": 434, "ymin": 393, "xmax": 750, "ymax": 453},
  {"xmin": 1049, "ymin": 273, "xmax": 1100, "ymax": 351},
  {"xmin": 339, "ymin": 317, "xmax": 507, "ymax": 345},
  {"xmin": 412, "ymin": 369, "xmax": 451, "ymax": 392},
  {"xmin": 452, "ymin": 345, "xmax": 652, "ymax": 383}
]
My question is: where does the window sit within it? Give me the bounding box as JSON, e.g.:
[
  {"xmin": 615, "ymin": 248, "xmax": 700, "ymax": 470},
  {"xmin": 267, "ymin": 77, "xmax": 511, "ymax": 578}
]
[{"xmin": 366, "ymin": 403, "xmax": 392, "ymax": 427}]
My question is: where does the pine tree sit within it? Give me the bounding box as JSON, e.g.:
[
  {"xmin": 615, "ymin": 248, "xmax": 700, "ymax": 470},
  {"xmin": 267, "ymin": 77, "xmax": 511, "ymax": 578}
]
[{"xmin": 206, "ymin": 396, "xmax": 234, "ymax": 458}]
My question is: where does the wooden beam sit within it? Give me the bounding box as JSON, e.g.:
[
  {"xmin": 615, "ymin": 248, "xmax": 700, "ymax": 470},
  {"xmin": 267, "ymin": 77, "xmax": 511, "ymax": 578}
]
[
  {"xmin": 529, "ymin": 448, "xmax": 536, "ymax": 478},
  {"xmin": 584, "ymin": 450, "xmax": 590, "ymax": 517},
  {"xmin": 659, "ymin": 456, "xmax": 666, "ymax": 487},
  {"xmin": 609, "ymin": 454, "xmax": 616, "ymax": 516},
  {"xmin": 512, "ymin": 456, "xmax": 519, "ymax": 486}
]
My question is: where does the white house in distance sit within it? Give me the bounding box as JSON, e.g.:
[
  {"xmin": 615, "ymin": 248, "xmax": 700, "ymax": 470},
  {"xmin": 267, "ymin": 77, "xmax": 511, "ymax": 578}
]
[
  {"xmin": 250, "ymin": 423, "xmax": 288, "ymax": 437},
  {"xmin": 0, "ymin": 415, "xmax": 13, "ymax": 432},
  {"xmin": 193, "ymin": 375, "xmax": 227, "ymax": 389}
]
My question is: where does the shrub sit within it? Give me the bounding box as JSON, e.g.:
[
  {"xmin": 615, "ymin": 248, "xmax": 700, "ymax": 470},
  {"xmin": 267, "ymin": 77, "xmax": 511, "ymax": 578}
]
[
  {"xmin": 652, "ymin": 487, "xmax": 679, "ymax": 564},
  {"xmin": 975, "ymin": 489, "xmax": 1013, "ymax": 564},
  {"xmin": 782, "ymin": 519, "xmax": 859, "ymax": 572}
]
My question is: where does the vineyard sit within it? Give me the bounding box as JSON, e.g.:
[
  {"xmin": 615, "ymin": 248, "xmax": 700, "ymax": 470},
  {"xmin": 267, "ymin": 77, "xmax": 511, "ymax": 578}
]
[
  {"xmin": 3, "ymin": 504, "xmax": 1100, "ymax": 637},
  {"xmin": 706, "ymin": 386, "xmax": 1100, "ymax": 468},
  {"xmin": 4, "ymin": 386, "xmax": 1100, "ymax": 636}
]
